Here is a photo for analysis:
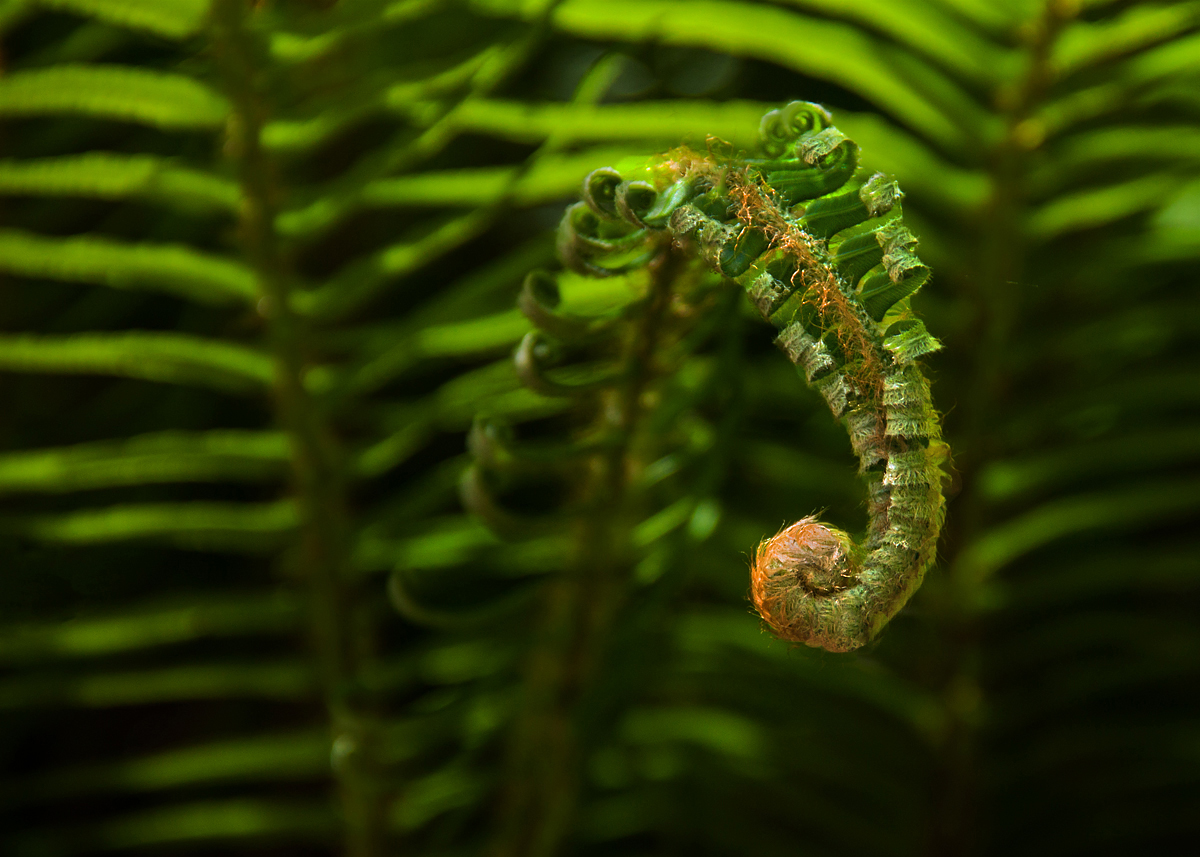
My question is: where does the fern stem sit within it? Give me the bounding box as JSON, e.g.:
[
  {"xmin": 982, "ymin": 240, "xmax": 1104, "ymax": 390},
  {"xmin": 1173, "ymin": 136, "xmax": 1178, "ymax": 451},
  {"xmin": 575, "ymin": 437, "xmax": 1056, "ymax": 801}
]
[
  {"xmin": 493, "ymin": 241, "xmax": 684, "ymax": 857},
  {"xmin": 209, "ymin": 4, "xmax": 386, "ymax": 856},
  {"xmin": 932, "ymin": 3, "xmax": 1078, "ymax": 854}
]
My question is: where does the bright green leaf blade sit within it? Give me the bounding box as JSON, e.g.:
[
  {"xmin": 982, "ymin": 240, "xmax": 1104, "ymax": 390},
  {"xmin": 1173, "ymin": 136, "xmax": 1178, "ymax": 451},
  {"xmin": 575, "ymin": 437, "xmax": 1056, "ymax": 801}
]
[
  {"xmin": 445, "ymin": 98, "xmax": 770, "ymax": 148},
  {"xmin": 38, "ymin": 0, "xmax": 210, "ymax": 38},
  {"xmin": 1043, "ymin": 31, "xmax": 1200, "ymax": 135},
  {"xmin": 0, "ymin": 593, "xmax": 301, "ymax": 661},
  {"xmin": 0, "ymin": 333, "xmax": 274, "ymax": 393},
  {"xmin": 1053, "ymin": 2, "xmax": 1200, "ymax": 78},
  {"xmin": 1027, "ymin": 174, "xmax": 1185, "ymax": 239},
  {"xmin": 1121, "ymin": 29, "xmax": 1200, "ymax": 85},
  {"xmin": 774, "ymin": 0, "xmax": 1011, "ymax": 85},
  {"xmin": 0, "ymin": 229, "xmax": 257, "ymax": 305},
  {"xmin": 280, "ymin": 143, "xmax": 675, "ymax": 237},
  {"xmin": 0, "ymin": 153, "xmax": 239, "ymax": 211},
  {"xmin": 474, "ymin": 0, "xmax": 975, "ymax": 150},
  {"xmin": 0, "ymin": 64, "xmax": 229, "ymax": 129},
  {"xmin": 0, "ymin": 430, "xmax": 289, "ymax": 494},
  {"xmin": 415, "ymin": 309, "xmax": 529, "ymax": 357},
  {"xmin": 354, "ymin": 517, "xmax": 500, "ymax": 574},
  {"xmin": 1033, "ymin": 125, "xmax": 1200, "ymax": 191},
  {"xmin": 15, "ymin": 500, "xmax": 299, "ymax": 551}
]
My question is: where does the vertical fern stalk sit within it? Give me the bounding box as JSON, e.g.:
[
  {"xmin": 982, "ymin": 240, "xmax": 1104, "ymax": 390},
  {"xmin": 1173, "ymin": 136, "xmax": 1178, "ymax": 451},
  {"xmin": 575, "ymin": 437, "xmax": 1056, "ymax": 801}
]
[
  {"xmin": 210, "ymin": 3, "xmax": 385, "ymax": 855},
  {"xmin": 470, "ymin": 238, "xmax": 690, "ymax": 857},
  {"xmin": 932, "ymin": 3, "xmax": 1078, "ymax": 852},
  {"xmin": 557, "ymin": 102, "xmax": 949, "ymax": 652}
]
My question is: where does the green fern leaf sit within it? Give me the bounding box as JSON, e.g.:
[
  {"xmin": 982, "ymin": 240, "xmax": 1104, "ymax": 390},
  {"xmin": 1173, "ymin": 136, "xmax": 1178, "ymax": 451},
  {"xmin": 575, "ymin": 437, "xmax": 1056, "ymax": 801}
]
[
  {"xmin": 477, "ymin": 0, "xmax": 972, "ymax": 147},
  {"xmin": 0, "ymin": 230, "xmax": 257, "ymax": 305},
  {"xmin": 0, "ymin": 593, "xmax": 300, "ymax": 661},
  {"xmin": 0, "ymin": 333, "xmax": 274, "ymax": 393},
  {"xmin": 0, "ymin": 64, "xmax": 228, "ymax": 129},
  {"xmin": 0, "ymin": 431, "xmax": 288, "ymax": 493},
  {"xmin": 37, "ymin": 0, "xmax": 211, "ymax": 38},
  {"xmin": 0, "ymin": 154, "xmax": 239, "ymax": 211},
  {"xmin": 15, "ymin": 500, "xmax": 299, "ymax": 550}
]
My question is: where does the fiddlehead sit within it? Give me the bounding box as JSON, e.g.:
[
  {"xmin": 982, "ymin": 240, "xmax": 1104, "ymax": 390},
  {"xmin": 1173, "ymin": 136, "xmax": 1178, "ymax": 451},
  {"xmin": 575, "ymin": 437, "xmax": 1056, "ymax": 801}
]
[{"xmin": 555, "ymin": 102, "xmax": 948, "ymax": 652}]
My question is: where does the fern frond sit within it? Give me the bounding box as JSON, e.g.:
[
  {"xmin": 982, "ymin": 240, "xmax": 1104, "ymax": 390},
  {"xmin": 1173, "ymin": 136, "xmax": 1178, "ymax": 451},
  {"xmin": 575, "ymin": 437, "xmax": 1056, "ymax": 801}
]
[
  {"xmin": 17, "ymin": 500, "xmax": 299, "ymax": 550},
  {"xmin": 0, "ymin": 593, "xmax": 301, "ymax": 661},
  {"xmin": 553, "ymin": 101, "xmax": 946, "ymax": 651},
  {"xmin": 36, "ymin": 0, "xmax": 211, "ymax": 39},
  {"xmin": 3, "ymin": 0, "xmax": 1198, "ymax": 854},
  {"xmin": 0, "ymin": 65, "xmax": 228, "ymax": 128},
  {"xmin": 475, "ymin": 0, "xmax": 976, "ymax": 147},
  {"xmin": 0, "ymin": 333, "xmax": 273, "ymax": 392},
  {"xmin": 0, "ymin": 154, "xmax": 239, "ymax": 211},
  {"xmin": 0, "ymin": 431, "xmax": 288, "ymax": 493},
  {"xmin": 0, "ymin": 230, "xmax": 256, "ymax": 305}
]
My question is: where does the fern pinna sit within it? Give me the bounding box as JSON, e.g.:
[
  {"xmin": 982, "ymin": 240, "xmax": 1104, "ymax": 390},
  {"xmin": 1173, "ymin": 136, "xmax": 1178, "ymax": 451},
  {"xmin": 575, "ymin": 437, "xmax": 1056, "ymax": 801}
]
[{"xmin": 539, "ymin": 101, "xmax": 947, "ymax": 652}]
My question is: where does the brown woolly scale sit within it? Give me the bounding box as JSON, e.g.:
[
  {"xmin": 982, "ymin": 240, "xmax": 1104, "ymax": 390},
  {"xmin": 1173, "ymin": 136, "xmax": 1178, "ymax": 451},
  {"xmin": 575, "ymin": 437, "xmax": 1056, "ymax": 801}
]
[
  {"xmin": 750, "ymin": 518, "xmax": 862, "ymax": 653},
  {"xmin": 723, "ymin": 169, "xmax": 888, "ymax": 409}
]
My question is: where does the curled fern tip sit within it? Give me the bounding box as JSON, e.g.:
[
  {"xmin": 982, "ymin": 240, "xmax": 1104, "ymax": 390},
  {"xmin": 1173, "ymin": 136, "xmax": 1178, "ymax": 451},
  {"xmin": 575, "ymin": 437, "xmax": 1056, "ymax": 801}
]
[{"xmin": 552, "ymin": 100, "xmax": 948, "ymax": 651}]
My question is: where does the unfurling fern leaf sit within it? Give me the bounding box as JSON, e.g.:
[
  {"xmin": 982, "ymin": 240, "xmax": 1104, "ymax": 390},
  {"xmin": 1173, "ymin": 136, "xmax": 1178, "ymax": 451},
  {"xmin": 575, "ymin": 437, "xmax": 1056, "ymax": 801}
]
[{"xmin": 547, "ymin": 102, "xmax": 948, "ymax": 652}]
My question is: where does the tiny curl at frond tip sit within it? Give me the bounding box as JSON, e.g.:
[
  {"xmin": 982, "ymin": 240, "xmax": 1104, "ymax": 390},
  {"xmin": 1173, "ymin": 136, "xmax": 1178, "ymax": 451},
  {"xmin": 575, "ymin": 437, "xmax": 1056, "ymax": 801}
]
[{"xmin": 750, "ymin": 517, "xmax": 868, "ymax": 652}]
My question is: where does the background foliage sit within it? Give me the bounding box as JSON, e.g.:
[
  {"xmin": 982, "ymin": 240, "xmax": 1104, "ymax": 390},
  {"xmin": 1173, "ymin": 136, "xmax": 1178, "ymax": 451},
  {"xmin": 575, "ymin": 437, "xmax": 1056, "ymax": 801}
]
[{"xmin": 0, "ymin": 0, "xmax": 1198, "ymax": 855}]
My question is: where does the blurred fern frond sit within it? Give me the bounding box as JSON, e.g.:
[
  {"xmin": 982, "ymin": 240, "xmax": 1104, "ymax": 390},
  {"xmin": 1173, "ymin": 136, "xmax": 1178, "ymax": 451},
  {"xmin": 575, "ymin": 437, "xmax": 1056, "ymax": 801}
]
[{"xmin": 1, "ymin": 1, "xmax": 1198, "ymax": 857}]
